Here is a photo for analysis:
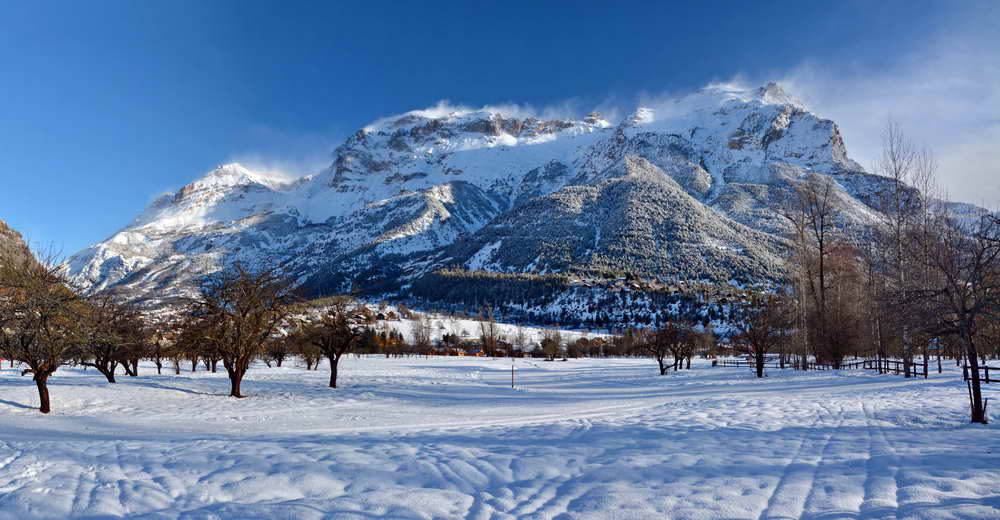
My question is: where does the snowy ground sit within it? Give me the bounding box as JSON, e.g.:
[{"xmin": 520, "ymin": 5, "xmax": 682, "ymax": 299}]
[{"xmin": 0, "ymin": 357, "xmax": 997, "ymax": 519}]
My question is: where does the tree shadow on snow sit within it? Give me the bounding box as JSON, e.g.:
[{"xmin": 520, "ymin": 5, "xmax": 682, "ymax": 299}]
[{"xmin": 0, "ymin": 397, "xmax": 34, "ymax": 410}]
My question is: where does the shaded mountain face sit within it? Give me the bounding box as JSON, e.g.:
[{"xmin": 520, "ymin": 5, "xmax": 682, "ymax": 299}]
[
  {"xmin": 425, "ymin": 156, "xmax": 788, "ymax": 283},
  {"xmin": 67, "ymin": 83, "xmax": 898, "ymax": 308}
]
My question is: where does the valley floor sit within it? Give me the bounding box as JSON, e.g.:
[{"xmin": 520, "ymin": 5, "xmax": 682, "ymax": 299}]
[{"xmin": 0, "ymin": 357, "xmax": 997, "ymax": 519}]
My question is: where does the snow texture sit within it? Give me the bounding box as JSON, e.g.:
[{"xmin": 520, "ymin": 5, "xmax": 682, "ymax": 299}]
[{"xmin": 1, "ymin": 357, "xmax": 997, "ymax": 519}]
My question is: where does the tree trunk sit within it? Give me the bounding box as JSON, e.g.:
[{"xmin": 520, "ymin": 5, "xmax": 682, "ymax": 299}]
[
  {"xmin": 657, "ymin": 356, "xmax": 667, "ymax": 376},
  {"xmin": 228, "ymin": 368, "xmax": 245, "ymax": 398},
  {"xmin": 100, "ymin": 366, "xmax": 117, "ymax": 383},
  {"xmin": 35, "ymin": 374, "xmax": 51, "ymax": 414},
  {"xmin": 756, "ymin": 353, "xmax": 765, "ymax": 378},
  {"xmin": 329, "ymin": 355, "xmax": 340, "ymax": 388},
  {"xmin": 964, "ymin": 333, "xmax": 988, "ymax": 424}
]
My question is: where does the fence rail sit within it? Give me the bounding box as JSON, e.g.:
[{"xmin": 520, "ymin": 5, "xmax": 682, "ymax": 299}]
[
  {"xmin": 713, "ymin": 359, "xmax": 785, "ymax": 369},
  {"xmin": 806, "ymin": 360, "xmax": 867, "ymax": 370},
  {"xmin": 864, "ymin": 358, "xmax": 928, "ymax": 378},
  {"xmin": 713, "ymin": 359, "xmax": 866, "ymax": 370},
  {"xmin": 963, "ymin": 365, "xmax": 1000, "ymax": 384},
  {"xmin": 713, "ymin": 357, "xmax": 930, "ymax": 378}
]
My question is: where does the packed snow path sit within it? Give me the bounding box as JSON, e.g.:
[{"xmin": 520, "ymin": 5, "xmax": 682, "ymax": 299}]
[{"xmin": 0, "ymin": 358, "xmax": 997, "ymax": 519}]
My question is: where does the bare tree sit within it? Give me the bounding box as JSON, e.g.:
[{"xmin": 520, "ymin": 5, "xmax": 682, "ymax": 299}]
[
  {"xmin": 641, "ymin": 328, "xmax": 672, "ymax": 375},
  {"xmin": 541, "ymin": 329, "xmax": 562, "ymax": 361},
  {"xmin": 148, "ymin": 320, "xmax": 173, "ymax": 375},
  {"xmin": 664, "ymin": 322, "xmax": 696, "ymax": 371},
  {"xmin": 903, "ymin": 211, "xmax": 1000, "ymax": 424},
  {"xmin": 511, "ymin": 326, "xmax": 529, "ymax": 356},
  {"xmin": 77, "ymin": 294, "xmax": 135, "ymax": 383},
  {"xmin": 194, "ymin": 264, "xmax": 296, "ymax": 398},
  {"xmin": 783, "ymin": 175, "xmax": 845, "ymax": 367},
  {"xmin": 411, "ymin": 314, "xmax": 434, "ymax": 354},
  {"xmin": 284, "ymin": 320, "xmax": 322, "ymax": 370},
  {"xmin": 0, "ymin": 252, "xmax": 81, "ymax": 413},
  {"xmin": 479, "ymin": 305, "xmax": 500, "ymax": 357},
  {"xmin": 733, "ymin": 292, "xmax": 791, "ymax": 378},
  {"xmin": 301, "ymin": 297, "xmax": 364, "ymax": 388},
  {"xmin": 874, "ymin": 119, "xmax": 926, "ymax": 376}
]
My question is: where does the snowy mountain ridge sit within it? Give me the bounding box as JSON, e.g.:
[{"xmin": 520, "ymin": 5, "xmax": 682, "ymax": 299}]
[{"xmin": 67, "ymin": 82, "xmax": 894, "ymax": 312}]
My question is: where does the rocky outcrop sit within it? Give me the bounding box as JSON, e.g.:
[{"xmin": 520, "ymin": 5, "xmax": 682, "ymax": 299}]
[{"xmin": 0, "ymin": 220, "xmax": 34, "ymax": 266}]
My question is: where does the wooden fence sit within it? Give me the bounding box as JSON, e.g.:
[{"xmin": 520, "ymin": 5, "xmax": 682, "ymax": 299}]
[
  {"xmin": 713, "ymin": 359, "xmax": 785, "ymax": 369},
  {"xmin": 864, "ymin": 358, "xmax": 928, "ymax": 378},
  {"xmin": 964, "ymin": 365, "xmax": 1000, "ymax": 384},
  {"xmin": 805, "ymin": 360, "xmax": 867, "ymax": 370},
  {"xmin": 712, "ymin": 357, "xmax": 934, "ymax": 379},
  {"xmin": 713, "ymin": 359, "xmax": 866, "ymax": 370}
]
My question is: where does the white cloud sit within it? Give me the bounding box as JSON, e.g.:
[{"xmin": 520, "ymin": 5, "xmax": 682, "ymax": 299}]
[
  {"xmin": 222, "ymin": 15, "xmax": 1000, "ymax": 208},
  {"xmin": 773, "ymin": 34, "xmax": 1000, "ymax": 206},
  {"xmin": 225, "ymin": 123, "xmax": 344, "ymax": 180},
  {"xmin": 364, "ymin": 98, "xmax": 587, "ymax": 132}
]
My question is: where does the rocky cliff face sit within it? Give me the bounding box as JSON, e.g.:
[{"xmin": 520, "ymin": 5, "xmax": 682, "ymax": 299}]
[
  {"xmin": 0, "ymin": 220, "xmax": 35, "ymax": 274},
  {"xmin": 0, "ymin": 220, "xmax": 31, "ymax": 263},
  {"xmin": 66, "ymin": 82, "xmax": 898, "ymax": 309}
]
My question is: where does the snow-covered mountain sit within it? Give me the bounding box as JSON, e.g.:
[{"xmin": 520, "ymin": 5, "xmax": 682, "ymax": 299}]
[{"xmin": 67, "ymin": 82, "xmax": 897, "ymax": 309}]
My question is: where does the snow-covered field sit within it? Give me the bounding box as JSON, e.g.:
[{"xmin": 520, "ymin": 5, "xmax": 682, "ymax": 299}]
[{"xmin": 1, "ymin": 357, "xmax": 997, "ymax": 519}]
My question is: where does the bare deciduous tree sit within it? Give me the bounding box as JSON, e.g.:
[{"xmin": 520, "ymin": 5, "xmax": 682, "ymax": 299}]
[
  {"xmin": 541, "ymin": 329, "xmax": 562, "ymax": 361},
  {"xmin": 479, "ymin": 305, "xmax": 500, "ymax": 357},
  {"xmin": 193, "ymin": 264, "xmax": 296, "ymax": 398},
  {"xmin": 0, "ymin": 252, "xmax": 81, "ymax": 413},
  {"xmin": 734, "ymin": 292, "xmax": 791, "ymax": 378},
  {"xmin": 904, "ymin": 211, "xmax": 1000, "ymax": 424},
  {"xmin": 301, "ymin": 297, "xmax": 364, "ymax": 388}
]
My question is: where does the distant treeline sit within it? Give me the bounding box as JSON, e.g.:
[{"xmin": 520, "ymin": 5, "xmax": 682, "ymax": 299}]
[{"xmin": 402, "ymin": 268, "xmax": 730, "ymax": 331}]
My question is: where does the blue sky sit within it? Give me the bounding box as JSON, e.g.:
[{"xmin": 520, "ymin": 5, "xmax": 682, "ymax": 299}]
[{"xmin": 2, "ymin": 1, "xmax": 998, "ymax": 253}]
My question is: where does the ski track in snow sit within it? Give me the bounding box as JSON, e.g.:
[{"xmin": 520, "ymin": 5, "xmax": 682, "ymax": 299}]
[{"xmin": 0, "ymin": 357, "xmax": 998, "ymax": 520}]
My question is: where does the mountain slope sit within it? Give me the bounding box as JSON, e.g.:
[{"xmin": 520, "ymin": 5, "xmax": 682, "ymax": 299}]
[
  {"xmin": 0, "ymin": 220, "xmax": 32, "ymax": 263},
  {"xmin": 424, "ymin": 155, "xmax": 788, "ymax": 282},
  {"xmin": 67, "ymin": 82, "xmax": 893, "ymax": 313}
]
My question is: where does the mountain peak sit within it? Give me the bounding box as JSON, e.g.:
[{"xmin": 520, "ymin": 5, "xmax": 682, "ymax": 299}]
[
  {"xmin": 193, "ymin": 163, "xmax": 294, "ymax": 190},
  {"xmin": 696, "ymin": 81, "xmax": 805, "ymax": 109},
  {"xmin": 756, "ymin": 82, "xmax": 804, "ymax": 108}
]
